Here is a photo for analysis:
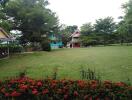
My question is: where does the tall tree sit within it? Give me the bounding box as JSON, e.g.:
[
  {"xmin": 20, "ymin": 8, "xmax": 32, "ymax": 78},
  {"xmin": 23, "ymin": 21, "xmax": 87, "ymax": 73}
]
[
  {"xmin": 123, "ymin": 0, "xmax": 132, "ymax": 24},
  {"xmin": 94, "ymin": 17, "xmax": 116, "ymax": 45},
  {"xmin": 80, "ymin": 23, "xmax": 98, "ymax": 46},
  {"xmin": 121, "ymin": 0, "xmax": 132, "ymax": 44},
  {"xmin": 0, "ymin": 0, "xmax": 12, "ymax": 32},
  {"xmin": 80, "ymin": 23, "xmax": 93, "ymax": 35},
  {"xmin": 1, "ymin": 0, "xmax": 59, "ymax": 45},
  {"xmin": 115, "ymin": 0, "xmax": 132, "ymax": 45}
]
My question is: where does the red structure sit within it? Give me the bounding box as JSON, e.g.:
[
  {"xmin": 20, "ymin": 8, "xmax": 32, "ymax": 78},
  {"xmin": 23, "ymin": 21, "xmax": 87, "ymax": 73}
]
[{"xmin": 67, "ymin": 30, "xmax": 81, "ymax": 48}]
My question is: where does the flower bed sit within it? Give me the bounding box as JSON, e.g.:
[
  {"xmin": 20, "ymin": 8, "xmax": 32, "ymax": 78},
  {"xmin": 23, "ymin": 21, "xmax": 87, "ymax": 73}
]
[{"xmin": 0, "ymin": 77, "xmax": 132, "ymax": 100}]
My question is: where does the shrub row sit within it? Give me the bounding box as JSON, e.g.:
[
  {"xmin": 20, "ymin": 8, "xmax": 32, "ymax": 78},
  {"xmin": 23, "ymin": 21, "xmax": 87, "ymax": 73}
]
[
  {"xmin": 0, "ymin": 45, "xmax": 23, "ymax": 58},
  {"xmin": 0, "ymin": 77, "xmax": 132, "ymax": 100}
]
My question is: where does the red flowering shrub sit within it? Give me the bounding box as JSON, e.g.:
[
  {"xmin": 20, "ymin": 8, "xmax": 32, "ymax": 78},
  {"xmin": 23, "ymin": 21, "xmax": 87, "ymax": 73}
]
[{"xmin": 0, "ymin": 77, "xmax": 132, "ymax": 100}]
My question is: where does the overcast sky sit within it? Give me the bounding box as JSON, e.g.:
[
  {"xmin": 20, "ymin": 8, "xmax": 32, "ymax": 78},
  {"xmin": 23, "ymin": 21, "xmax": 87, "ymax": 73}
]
[{"xmin": 48, "ymin": 0, "xmax": 128, "ymax": 27}]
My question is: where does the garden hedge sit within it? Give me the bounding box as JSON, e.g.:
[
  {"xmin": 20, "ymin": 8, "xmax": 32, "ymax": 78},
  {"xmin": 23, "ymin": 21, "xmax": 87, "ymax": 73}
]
[
  {"xmin": 0, "ymin": 76, "xmax": 132, "ymax": 100},
  {"xmin": 0, "ymin": 45, "xmax": 23, "ymax": 58}
]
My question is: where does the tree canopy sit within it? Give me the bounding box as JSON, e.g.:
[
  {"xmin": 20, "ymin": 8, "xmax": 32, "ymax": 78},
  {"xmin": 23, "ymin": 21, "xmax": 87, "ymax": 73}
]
[
  {"xmin": 0, "ymin": 0, "xmax": 59, "ymax": 44},
  {"xmin": 80, "ymin": 23, "xmax": 93, "ymax": 35},
  {"xmin": 94, "ymin": 17, "xmax": 116, "ymax": 34}
]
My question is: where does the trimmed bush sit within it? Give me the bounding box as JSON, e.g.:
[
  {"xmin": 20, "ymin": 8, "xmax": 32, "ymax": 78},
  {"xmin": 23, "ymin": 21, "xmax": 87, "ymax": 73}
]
[
  {"xmin": 41, "ymin": 40, "xmax": 51, "ymax": 51},
  {"xmin": 0, "ymin": 45, "xmax": 23, "ymax": 58},
  {"xmin": 0, "ymin": 76, "xmax": 132, "ymax": 100},
  {"xmin": 0, "ymin": 45, "xmax": 23, "ymax": 53}
]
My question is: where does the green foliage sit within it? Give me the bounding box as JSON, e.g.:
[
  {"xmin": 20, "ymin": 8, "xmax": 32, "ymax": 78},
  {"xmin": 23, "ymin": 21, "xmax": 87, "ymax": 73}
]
[
  {"xmin": 0, "ymin": 44, "xmax": 23, "ymax": 58},
  {"xmin": 116, "ymin": 0, "xmax": 132, "ymax": 44},
  {"xmin": 80, "ymin": 23, "xmax": 93, "ymax": 35},
  {"xmin": 60, "ymin": 25, "xmax": 78, "ymax": 46},
  {"xmin": 80, "ymin": 35, "xmax": 99, "ymax": 46},
  {"xmin": 41, "ymin": 38, "xmax": 51, "ymax": 51},
  {"xmin": 80, "ymin": 17, "xmax": 117, "ymax": 46},
  {"xmin": 0, "ymin": 45, "xmax": 23, "ymax": 53},
  {"xmin": 94, "ymin": 17, "xmax": 116, "ymax": 45},
  {"xmin": 123, "ymin": 0, "xmax": 132, "ymax": 24},
  {"xmin": 0, "ymin": 20, "xmax": 12, "ymax": 32},
  {"xmin": 80, "ymin": 67, "xmax": 101, "ymax": 81},
  {"xmin": 0, "ymin": 0, "xmax": 59, "ymax": 46},
  {"xmin": 117, "ymin": 21, "xmax": 129, "ymax": 44},
  {"xmin": 0, "ymin": 76, "xmax": 132, "ymax": 100},
  {"xmin": 0, "ymin": 0, "xmax": 12, "ymax": 32},
  {"xmin": 94, "ymin": 17, "xmax": 116, "ymax": 34}
]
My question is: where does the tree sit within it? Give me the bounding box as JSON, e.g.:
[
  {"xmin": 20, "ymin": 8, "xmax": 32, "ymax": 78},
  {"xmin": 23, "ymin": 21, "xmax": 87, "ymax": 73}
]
[
  {"xmin": 0, "ymin": 0, "xmax": 59, "ymax": 48},
  {"xmin": 94, "ymin": 17, "xmax": 116, "ymax": 45},
  {"xmin": 80, "ymin": 23, "xmax": 93, "ymax": 35},
  {"xmin": 80, "ymin": 23, "xmax": 98, "ymax": 46},
  {"xmin": 120, "ymin": 0, "xmax": 132, "ymax": 44},
  {"xmin": 59, "ymin": 25, "xmax": 78, "ymax": 46},
  {"xmin": 0, "ymin": 0, "xmax": 12, "ymax": 32},
  {"xmin": 117, "ymin": 21, "xmax": 128, "ymax": 44},
  {"xmin": 123, "ymin": 0, "xmax": 132, "ymax": 24},
  {"xmin": 115, "ymin": 0, "xmax": 132, "ymax": 45}
]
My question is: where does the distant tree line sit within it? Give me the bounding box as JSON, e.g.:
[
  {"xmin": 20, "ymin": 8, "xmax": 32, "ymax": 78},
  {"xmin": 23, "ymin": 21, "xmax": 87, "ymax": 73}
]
[
  {"xmin": 80, "ymin": 0, "xmax": 132, "ymax": 46},
  {"xmin": 80, "ymin": 17, "xmax": 117, "ymax": 46},
  {"xmin": 0, "ymin": 0, "xmax": 132, "ymax": 49}
]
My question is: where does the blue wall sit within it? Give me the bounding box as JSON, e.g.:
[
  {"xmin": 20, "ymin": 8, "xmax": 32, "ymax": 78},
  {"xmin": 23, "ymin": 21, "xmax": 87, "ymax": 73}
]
[
  {"xmin": 50, "ymin": 42, "xmax": 63, "ymax": 49},
  {"xmin": 49, "ymin": 34, "xmax": 63, "ymax": 49}
]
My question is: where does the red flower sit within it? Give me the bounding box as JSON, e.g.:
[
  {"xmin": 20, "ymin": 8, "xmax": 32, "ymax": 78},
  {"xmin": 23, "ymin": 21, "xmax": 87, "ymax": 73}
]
[
  {"xmin": 37, "ymin": 81, "xmax": 42, "ymax": 87},
  {"xmin": 73, "ymin": 91, "xmax": 79, "ymax": 97},
  {"xmin": 19, "ymin": 84, "xmax": 28, "ymax": 91},
  {"xmin": 57, "ymin": 89, "xmax": 62, "ymax": 94},
  {"xmin": 51, "ymin": 83, "xmax": 56, "ymax": 88},
  {"xmin": 90, "ymin": 80, "xmax": 98, "ymax": 84},
  {"xmin": 1, "ymin": 88, "xmax": 5, "ymax": 93},
  {"xmin": 128, "ymin": 86, "xmax": 132, "ymax": 90},
  {"xmin": 31, "ymin": 81, "xmax": 36, "ymax": 86},
  {"xmin": 105, "ymin": 97, "xmax": 110, "ymax": 100},
  {"xmin": 104, "ymin": 80, "xmax": 112, "ymax": 84},
  {"xmin": 115, "ymin": 82, "xmax": 126, "ymax": 87},
  {"xmin": 30, "ymin": 85, "xmax": 34, "ymax": 89},
  {"xmin": 5, "ymin": 93, "xmax": 10, "ymax": 97},
  {"xmin": 42, "ymin": 89, "xmax": 49, "ymax": 95},
  {"xmin": 10, "ymin": 80, "xmax": 17, "ymax": 84},
  {"xmin": 61, "ymin": 80, "xmax": 66, "ymax": 84},
  {"xmin": 8, "ymin": 84, "xmax": 11, "ymax": 87},
  {"xmin": 91, "ymin": 84, "xmax": 97, "ymax": 89},
  {"xmin": 84, "ymin": 95, "xmax": 89, "ymax": 100},
  {"xmin": 78, "ymin": 80, "xmax": 85, "ymax": 88},
  {"xmin": 32, "ymin": 89, "xmax": 38, "ymax": 95},
  {"xmin": 63, "ymin": 86, "xmax": 69, "ymax": 94},
  {"xmin": 89, "ymin": 96, "xmax": 93, "ymax": 100},
  {"xmin": 95, "ymin": 97, "xmax": 100, "ymax": 100},
  {"xmin": 64, "ymin": 94, "xmax": 68, "ymax": 100},
  {"xmin": 11, "ymin": 91, "xmax": 21, "ymax": 97}
]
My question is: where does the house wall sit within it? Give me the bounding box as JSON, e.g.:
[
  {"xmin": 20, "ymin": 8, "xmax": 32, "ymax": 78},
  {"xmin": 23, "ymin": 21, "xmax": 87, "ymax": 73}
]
[
  {"xmin": 49, "ymin": 34, "xmax": 63, "ymax": 49},
  {"xmin": 50, "ymin": 42, "xmax": 63, "ymax": 49}
]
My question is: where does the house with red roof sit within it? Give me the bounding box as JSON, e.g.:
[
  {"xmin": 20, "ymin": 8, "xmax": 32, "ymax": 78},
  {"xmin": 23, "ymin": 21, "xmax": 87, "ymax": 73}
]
[{"xmin": 67, "ymin": 30, "xmax": 81, "ymax": 48}]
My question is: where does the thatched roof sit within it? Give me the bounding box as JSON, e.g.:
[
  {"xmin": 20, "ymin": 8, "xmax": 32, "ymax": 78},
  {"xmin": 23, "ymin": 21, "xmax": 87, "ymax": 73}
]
[{"xmin": 0, "ymin": 28, "xmax": 11, "ymax": 41}]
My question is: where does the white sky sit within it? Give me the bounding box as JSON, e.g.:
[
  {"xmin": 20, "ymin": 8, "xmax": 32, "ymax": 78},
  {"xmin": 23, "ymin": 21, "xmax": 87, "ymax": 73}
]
[{"xmin": 48, "ymin": 0, "xmax": 128, "ymax": 27}]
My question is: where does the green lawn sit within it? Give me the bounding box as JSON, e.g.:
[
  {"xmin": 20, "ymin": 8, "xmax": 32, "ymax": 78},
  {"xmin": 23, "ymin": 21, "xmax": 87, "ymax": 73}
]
[{"xmin": 0, "ymin": 46, "xmax": 132, "ymax": 82}]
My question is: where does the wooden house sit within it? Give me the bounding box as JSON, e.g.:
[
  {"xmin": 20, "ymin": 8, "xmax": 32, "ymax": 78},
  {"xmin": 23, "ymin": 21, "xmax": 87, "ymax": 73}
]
[{"xmin": 67, "ymin": 30, "xmax": 81, "ymax": 48}]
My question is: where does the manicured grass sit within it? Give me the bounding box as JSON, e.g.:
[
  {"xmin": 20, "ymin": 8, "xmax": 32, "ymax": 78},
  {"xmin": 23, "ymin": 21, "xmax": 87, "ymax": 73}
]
[{"xmin": 0, "ymin": 46, "xmax": 132, "ymax": 82}]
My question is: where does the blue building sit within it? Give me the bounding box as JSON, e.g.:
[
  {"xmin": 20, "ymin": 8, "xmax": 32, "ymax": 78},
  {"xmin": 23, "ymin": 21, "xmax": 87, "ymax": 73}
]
[{"xmin": 49, "ymin": 33, "xmax": 63, "ymax": 49}]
